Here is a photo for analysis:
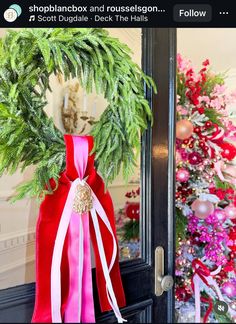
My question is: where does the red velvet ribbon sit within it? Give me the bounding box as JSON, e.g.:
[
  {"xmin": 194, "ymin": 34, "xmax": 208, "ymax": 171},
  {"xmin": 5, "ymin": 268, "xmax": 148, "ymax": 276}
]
[
  {"xmin": 192, "ymin": 259, "xmax": 211, "ymax": 288},
  {"xmin": 198, "ymin": 124, "xmax": 224, "ymax": 158},
  {"xmin": 191, "ymin": 259, "xmax": 213, "ymax": 323},
  {"xmin": 201, "ymin": 296, "xmax": 213, "ymax": 323},
  {"xmin": 199, "ymin": 124, "xmax": 224, "ymax": 142},
  {"xmin": 32, "ymin": 135, "xmax": 126, "ymax": 322}
]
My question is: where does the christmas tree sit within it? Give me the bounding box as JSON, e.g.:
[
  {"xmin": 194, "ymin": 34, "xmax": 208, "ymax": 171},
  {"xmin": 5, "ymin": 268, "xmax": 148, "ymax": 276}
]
[{"xmin": 175, "ymin": 54, "xmax": 236, "ymax": 323}]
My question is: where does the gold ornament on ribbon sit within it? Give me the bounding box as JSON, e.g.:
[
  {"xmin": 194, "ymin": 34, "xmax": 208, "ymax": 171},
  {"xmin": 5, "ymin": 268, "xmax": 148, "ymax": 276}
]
[{"xmin": 73, "ymin": 182, "xmax": 93, "ymax": 214}]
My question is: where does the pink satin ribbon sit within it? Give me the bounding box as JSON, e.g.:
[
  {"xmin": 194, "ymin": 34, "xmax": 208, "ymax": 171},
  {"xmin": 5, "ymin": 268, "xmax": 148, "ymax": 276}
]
[
  {"xmin": 64, "ymin": 136, "xmax": 94, "ymax": 323},
  {"xmin": 64, "ymin": 211, "xmax": 83, "ymax": 322},
  {"xmin": 214, "ymin": 160, "xmax": 236, "ymax": 185},
  {"xmin": 81, "ymin": 213, "xmax": 94, "ymax": 323},
  {"xmin": 50, "ymin": 136, "xmax": 125, "ymax": 323}
]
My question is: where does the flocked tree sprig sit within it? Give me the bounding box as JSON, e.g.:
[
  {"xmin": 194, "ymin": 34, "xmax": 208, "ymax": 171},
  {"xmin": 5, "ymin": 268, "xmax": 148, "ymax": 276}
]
[{"xmin": 0, "ymin": 28, "xmax": 156, "ymax": 200}]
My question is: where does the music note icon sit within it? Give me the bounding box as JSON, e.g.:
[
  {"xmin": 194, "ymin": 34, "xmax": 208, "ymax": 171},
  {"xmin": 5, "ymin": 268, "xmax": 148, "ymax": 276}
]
[{"xmin": 29, "ymin": 15, "xmax": 35, "ymax": 22}]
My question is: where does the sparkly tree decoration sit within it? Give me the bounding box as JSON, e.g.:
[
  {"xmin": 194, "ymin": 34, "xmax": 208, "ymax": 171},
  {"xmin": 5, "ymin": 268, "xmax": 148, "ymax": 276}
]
[
  {"xmin": 116, "ymin": 188, "xmax": 140, "ymax": 260},
  {"xmin": 175, "ymin": 54, "xmax": 236, "ymax": 323}
]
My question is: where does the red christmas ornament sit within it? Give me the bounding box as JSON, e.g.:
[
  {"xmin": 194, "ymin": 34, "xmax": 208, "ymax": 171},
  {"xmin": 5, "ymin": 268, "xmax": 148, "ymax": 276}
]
[
  {"xmin": 218, "ymin": 142, "xmax": 236, "ymax": 161},
  {"xmin": 205, "ymin": 121, "xmax": 212, "ymax": 128},
  {"xmin": 198, "ymin": 107, "xmax": 205, "ymax": 114},
  {"xmin": 188, "ymin": 152, "xmax": 203, "ymax": 165},
  {"xmin": 229, "ymin": 252, "xmax": 236, "ymax": 260},
  {"xmin": 190, "ymin": 232, "xmax": 202, "ymax": 246},
  {"xmin": 175, "ymin": 285, "xmax": 192, "ymax": 302},
  {"xmin": 181, "ymin": 188, "xmax": 189, "ymax": 196},
  {"xmin": 194, "ymin": 126, "xmax": 201, "ymax": 134},
  {"xmin": 228, "ymin": 228, "xmax": 236, "ymax": 252},
  {"xmin": 125, "ymin": 202, "xmax": 140, "ymax": 221},
  {"xmin": 188, "ymin": 188, "xmax": 193, "ymax": 195},
  {"xmin": 199, "ymin": 141, "xmax": 205, "ymax": 148}
]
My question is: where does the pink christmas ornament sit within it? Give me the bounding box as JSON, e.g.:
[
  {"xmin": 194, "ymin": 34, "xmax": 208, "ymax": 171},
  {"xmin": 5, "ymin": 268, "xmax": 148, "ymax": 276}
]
[
  {"xmin": 176, "ymin": 168, "xmax": 190, "ymax": 182},
  {"xmin": 176, "ymin": 120, "xmax": 194, "ymax": 140},
  {"xmin": 222, "ymin": 281, "xmax": 236, "ymax": 298},
  {"xmin": 225, "ymin": 205, "xmax": 236, "ymax": 220},
  {"xmin": 191, "ymin": 199, "xmax": 214, "ymax": 219},
  {"xmin": 214, "ymin": 209, "xmax": 227, "ymax": 223}
]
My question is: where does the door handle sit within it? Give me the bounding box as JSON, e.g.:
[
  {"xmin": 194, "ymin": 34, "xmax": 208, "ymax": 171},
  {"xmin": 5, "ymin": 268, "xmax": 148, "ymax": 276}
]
[{"xmin": 155, "ymin": 246, "xmax": 174, "ymax": 296}]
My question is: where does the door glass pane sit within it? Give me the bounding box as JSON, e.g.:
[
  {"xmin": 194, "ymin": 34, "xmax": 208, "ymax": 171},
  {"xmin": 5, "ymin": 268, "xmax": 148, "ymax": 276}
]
[
  {"xmin": 52, "ymin": 28, "xmax": 142, "ymax": 262},
  {"xmin": 175, "ymin": 28, "xmax": 236, "ymax": 323},
  {"xmin": 105, "ymin": 29, "xmax": 142, "ymax": 261},
  {"xmin": 0, "ymin": 28, "xmax": 142, "ymax": 291}
]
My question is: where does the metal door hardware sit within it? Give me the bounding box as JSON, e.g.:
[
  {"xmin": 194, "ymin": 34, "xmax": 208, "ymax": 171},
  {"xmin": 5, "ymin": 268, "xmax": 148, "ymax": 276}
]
[{"xmin": 155, "ymin": 246, "xmax": 174, "ymax": 296}]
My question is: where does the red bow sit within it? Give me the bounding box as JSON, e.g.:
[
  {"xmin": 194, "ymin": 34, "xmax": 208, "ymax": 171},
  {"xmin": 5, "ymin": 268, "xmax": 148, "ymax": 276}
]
[
  {"xmin": 191, "ymin": 259, "xmax": 213, "ymax": 323},
  {"xmin": 32, "ymin": 135, "xmax": 126, "ymax": 322}
]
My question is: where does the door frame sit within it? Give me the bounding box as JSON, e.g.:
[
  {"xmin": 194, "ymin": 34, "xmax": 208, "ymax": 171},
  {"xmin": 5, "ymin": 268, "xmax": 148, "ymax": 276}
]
[
  {"xmin": 0, "ymin": 28, "xmax": 177, "ymax": 323},
  {"xmin": 145, "ymin": 28, "xmax": 176, "ymax": 323}
]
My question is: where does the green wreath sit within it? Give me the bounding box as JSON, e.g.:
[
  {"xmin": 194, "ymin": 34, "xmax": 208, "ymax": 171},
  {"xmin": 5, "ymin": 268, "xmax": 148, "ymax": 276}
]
[{"xmin": 0, "ymin": 28, "xmax": 156, "ymax": 200}]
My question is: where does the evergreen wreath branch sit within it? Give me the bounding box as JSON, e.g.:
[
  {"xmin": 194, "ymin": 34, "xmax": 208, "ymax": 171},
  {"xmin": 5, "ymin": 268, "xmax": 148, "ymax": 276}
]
[{"xmin": 0, "ymin": 28, "xmax": 156, "ymax": 200}]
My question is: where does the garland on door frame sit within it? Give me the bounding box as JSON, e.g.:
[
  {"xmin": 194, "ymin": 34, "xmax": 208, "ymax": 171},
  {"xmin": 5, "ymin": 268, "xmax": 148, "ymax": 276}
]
[{"xmin": 0, "ymin": 28, "xmax": 156, "ymax": 200}]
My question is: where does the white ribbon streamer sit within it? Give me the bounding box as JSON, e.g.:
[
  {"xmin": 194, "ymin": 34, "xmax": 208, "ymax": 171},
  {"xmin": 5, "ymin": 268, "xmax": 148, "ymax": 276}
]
[
  {"xmin": 51, "ymin": 179, "xmax": 80, "ymax": 322},
  {"xmin": 51, "ymin": 178, "xmax": 126, "ymax": 323},
  {"xmin": 90, "ymin": 189, "xmax": 127, "ymax": 323}
]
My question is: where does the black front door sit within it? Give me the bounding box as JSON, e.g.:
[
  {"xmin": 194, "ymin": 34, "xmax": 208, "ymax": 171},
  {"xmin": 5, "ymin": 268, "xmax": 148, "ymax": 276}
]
[
  {"xmin": 96, "ymin": 28, "xmax": 177, "ymax": 323},
  {"xmin": 0, "ymin": 28, "xmax": 176, "ymax": 324}
]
